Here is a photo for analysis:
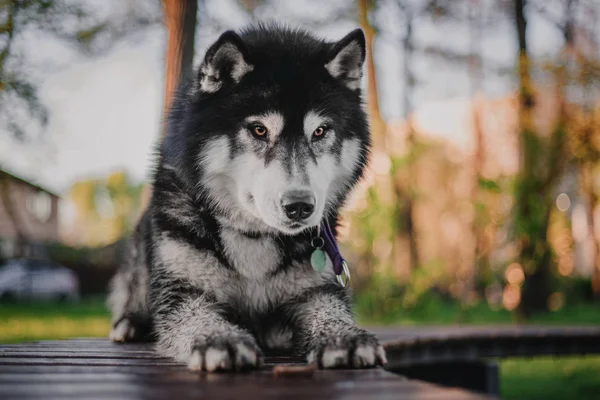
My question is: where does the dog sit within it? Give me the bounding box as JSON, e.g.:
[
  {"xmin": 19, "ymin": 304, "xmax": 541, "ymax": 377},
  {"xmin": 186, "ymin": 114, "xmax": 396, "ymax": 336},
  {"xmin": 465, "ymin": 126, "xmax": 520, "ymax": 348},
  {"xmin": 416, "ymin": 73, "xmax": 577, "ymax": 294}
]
[{"xmin": 108, "ymin": 24, "xmax": 386, "ymax": 372}]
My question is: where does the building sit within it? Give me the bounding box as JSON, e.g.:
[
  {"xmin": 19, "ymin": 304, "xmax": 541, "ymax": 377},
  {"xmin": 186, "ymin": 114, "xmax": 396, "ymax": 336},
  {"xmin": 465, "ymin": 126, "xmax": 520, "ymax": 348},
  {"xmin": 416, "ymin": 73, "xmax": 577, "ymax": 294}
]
[{"xmin": 0, "ymin": 168, "xmax": 60, "ymax": 259}]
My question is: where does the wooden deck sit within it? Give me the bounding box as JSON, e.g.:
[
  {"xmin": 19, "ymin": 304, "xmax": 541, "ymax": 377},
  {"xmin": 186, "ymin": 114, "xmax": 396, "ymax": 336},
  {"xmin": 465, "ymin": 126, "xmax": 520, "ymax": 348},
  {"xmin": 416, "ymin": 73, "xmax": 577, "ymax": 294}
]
[
  {"xmin": 373, "ymin": 325, "xmax": 600, "ymax": 367},
  {"xmin": 0, "ymin": 339, "xmax": 490, "ymax": 400},
  {"xmin": 1, "ymin": 326, "xmax": 599, "ymax": 399}
]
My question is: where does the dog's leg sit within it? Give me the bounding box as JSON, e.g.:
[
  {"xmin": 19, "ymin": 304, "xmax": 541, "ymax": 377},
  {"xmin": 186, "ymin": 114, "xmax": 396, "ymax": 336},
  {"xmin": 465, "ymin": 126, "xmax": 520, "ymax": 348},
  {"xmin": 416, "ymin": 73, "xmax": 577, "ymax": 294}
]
[
  {"xmin": 291, "ymin": 283, "xmax": 387, "ymax": 369},
  {"xmin": 107, "ymin": 267, "xmax": 151, "ymax": 343},
  {"xmin": 151, "ymin": 278, "xmax": 262, "ymax": 372},
  {"xmin": 108, "ymin": 219, "xmax": 151, "ymax": 342}
]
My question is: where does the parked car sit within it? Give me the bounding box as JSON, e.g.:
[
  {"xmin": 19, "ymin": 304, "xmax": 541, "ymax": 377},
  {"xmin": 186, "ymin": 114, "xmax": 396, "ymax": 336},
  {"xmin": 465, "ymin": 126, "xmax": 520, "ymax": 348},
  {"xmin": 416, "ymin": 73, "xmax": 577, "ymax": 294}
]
[{"xmin": 0, "ymin": 258, "xmax": 80, "ymax": 302}]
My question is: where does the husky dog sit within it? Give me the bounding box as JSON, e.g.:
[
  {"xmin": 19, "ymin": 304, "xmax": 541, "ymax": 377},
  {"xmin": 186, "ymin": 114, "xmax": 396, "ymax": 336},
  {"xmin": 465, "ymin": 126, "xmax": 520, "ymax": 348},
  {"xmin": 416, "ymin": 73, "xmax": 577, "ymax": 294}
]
[{"xmin": 108, "ymin": 25, "xmax": 386, "ymax": 372}]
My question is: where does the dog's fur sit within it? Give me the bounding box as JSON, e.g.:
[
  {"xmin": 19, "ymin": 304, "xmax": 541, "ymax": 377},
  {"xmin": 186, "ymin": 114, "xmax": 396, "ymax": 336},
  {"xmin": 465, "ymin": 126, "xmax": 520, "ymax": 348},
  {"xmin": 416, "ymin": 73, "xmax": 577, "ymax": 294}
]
[{"xmin": 108, "ymin": 24, "xmax": 386, "ymax": 372}]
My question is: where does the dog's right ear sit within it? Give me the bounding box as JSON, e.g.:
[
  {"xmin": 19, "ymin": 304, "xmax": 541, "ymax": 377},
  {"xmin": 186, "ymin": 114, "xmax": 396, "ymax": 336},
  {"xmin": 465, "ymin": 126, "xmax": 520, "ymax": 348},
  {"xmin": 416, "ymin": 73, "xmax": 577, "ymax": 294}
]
[{"xmin": 193, "ymin": 31, "xmax": 254, "ymax": 95}]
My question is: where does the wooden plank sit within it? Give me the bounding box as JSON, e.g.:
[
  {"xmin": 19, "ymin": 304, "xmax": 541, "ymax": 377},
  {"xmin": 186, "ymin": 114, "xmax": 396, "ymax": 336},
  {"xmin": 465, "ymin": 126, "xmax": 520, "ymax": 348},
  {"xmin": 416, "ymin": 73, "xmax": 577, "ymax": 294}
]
[
  {"xmin": 0, "ymin": 365, "xmax": 185, "ymax": 374},
  {"xmin": 0, "ymin": 339, "xmax": 493, "ymax": 400},
  {"xmin": 0, "ymin": 357, "xmax": 178, "ymax": 366},
  {"xmin": 0, "ymin": 351, "xmax": 162, "ymax": 359},
  {"xmin": 373, "ymin": 325, "xmax": 600, "ymax": 367},
  {"xmin": 2, "ymin": 325, "xmax": 598, "ymax": 399},
  {"xmin": 0, "ymin": 368, "xmax": 488, "ymax": 400}
]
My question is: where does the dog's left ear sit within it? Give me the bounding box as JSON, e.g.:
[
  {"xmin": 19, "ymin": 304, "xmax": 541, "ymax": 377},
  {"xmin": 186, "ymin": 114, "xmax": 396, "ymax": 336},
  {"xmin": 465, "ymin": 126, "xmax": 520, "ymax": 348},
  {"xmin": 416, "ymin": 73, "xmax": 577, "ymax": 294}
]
[
  {"xmin": 325, "ymin": 29, "xmax": 366, "ymax": 91},
  {"xmin": 194, "ymin": 30, "xmax": 254, "ymax": 95}
]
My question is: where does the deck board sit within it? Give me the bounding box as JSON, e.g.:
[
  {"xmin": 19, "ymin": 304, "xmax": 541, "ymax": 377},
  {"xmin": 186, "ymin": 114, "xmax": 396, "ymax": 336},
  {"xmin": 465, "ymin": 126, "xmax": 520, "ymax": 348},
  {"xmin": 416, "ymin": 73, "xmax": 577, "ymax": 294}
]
[
  {"xmin": 0, "ymin": 338, "xmax": 492, "ymax": 400},
  {"xmin": 371, "ymin": 326, "xmax": 600, "ymax": 367},
  {"xmin": 2, "ymin": 326, "xmax": 600, "ymax": 399}
]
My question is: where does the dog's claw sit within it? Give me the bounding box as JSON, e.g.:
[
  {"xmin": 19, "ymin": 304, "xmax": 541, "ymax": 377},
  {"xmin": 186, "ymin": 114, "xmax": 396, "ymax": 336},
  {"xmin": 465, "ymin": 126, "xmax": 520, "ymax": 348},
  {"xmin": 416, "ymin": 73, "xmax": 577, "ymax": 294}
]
[
  {"xmin": 307, "ymin": 330, "xmax": 386, "ymax": 369},
  {"xmin": 109, "ymin": 318, "xmax": 137, "ymax": 343},
  {"xmin": 187, "ymin": 336, "xmax": 262, "ymax": 372}
]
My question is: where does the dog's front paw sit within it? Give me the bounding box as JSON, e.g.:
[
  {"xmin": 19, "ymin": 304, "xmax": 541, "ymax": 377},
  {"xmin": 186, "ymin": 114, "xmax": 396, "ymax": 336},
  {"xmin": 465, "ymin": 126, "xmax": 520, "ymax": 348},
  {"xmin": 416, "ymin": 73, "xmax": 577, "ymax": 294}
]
[
  {"xmin": 109, "ymin": 318, "xmax": 138, "ymax": 343},
  {"xmin": 187, "ymin": 335, "xmax": 262, "ymax": 372},
  {"xmin": 307, "ymin": 330, "xmax": 387, "ymax": 369}
]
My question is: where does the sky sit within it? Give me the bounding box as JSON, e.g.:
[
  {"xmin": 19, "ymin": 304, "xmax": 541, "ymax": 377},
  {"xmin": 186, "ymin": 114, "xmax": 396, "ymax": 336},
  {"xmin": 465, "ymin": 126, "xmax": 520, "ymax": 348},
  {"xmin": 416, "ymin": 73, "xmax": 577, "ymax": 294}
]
[{"xmin": 0, "ymin": 0, "xmax": 586, "ymax": 195}]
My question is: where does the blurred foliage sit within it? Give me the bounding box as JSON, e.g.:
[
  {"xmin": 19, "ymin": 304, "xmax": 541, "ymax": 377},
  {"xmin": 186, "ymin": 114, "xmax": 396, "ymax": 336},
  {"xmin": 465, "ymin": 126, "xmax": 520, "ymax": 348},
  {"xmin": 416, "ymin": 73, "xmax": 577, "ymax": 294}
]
[
  {"xmin": 338, "ymin": 0, "xmax": 600, "ymax": 321},
  {"xmin": 0, "ymin": 0, "xmax": 161, "ymax": 140},
  {"xmin": 64, "ymin": 170, "xmax": 144, "ymax": 247}
]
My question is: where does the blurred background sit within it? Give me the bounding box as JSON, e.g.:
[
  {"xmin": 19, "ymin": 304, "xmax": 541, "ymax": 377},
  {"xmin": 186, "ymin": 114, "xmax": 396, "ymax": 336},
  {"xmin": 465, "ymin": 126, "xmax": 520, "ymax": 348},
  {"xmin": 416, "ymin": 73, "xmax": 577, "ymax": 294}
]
[{"xmin": 0, "ymin": 1, "xmax": 599, "ymax": 398}]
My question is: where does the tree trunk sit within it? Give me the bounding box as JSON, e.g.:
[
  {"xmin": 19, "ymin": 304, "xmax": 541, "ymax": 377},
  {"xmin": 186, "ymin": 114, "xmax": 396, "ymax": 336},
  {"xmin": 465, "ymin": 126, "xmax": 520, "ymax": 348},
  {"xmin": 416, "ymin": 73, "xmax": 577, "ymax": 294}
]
[
  {"xmin": 471, "ymin": 100, "xmax": 490, "ymax": 294},
  {"xmin": 515, "ymin": 0, "xmax": 575, "ymax": 316},
  {"xmin": 468, "ymin": 0, "xmax": 489, "ymax": 295},
  {"xmin": 141, "ymin": 1, "xmax": 197, "ymax": 209},
  {"xmin": 577, "ymin": 1, "xmax": 600, "ymax": 298},
  {"xmin": 357, "ymin": 0, "xmax": 385, "ymax": 149},
  {"xmin": 514, "ymin": 0, "xmax": 553, "ymax": 317},
  {"xmin": 162, "ymin": 0, "xmax": 197, "ymax": 125},
  {"xmin": 398, "ymin": 9, "xmax": 419, "ymax": 272},
  {"xmin": 582, "ymin": 162, "xmax": 600, "ymax": 296}
]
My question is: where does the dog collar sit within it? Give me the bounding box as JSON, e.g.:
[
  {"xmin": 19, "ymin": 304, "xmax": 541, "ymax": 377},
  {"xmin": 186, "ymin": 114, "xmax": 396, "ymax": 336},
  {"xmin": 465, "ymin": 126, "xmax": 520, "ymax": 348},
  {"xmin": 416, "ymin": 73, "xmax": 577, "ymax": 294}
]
[{"xmin": 310, "ymin": 221, "xmax": 351, "ymax": 287}]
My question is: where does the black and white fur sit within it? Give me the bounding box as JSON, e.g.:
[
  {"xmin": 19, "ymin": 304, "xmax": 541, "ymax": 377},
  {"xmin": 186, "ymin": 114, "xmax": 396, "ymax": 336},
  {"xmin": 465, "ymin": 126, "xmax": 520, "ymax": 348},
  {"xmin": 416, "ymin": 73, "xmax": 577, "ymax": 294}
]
[{"xmin": 108, "ymin": 25, "xmax": 386, "ymax": 372}]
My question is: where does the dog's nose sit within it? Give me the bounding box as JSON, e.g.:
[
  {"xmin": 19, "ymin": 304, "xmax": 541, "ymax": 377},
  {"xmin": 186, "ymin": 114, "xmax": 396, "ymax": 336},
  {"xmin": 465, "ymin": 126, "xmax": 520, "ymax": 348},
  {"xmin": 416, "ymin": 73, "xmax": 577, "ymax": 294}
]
[{"xmin": 281, "ymin": 191, "xmax": 315, "ymax": 221}]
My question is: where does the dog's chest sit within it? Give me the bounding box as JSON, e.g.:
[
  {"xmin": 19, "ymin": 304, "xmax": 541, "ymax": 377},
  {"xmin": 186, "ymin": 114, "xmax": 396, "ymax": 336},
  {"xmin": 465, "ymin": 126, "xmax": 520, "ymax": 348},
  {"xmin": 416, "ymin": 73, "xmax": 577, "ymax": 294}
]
[
  {"xmin": 220, "ymin": 229, "xmax": 281, "ymax": 279},
  {"xmin": 218, "ymin": 229, "xmax": 322, "ymax": 311}
]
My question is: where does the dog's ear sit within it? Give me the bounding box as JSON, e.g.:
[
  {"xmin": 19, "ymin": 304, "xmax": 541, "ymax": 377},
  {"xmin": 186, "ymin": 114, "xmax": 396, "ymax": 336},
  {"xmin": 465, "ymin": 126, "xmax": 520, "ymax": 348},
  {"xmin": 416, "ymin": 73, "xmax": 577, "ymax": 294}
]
[
  {"xmin": 325, "ymin": 29, "xmax": 366, "ymax": 91},
  {"xmin": 194, "ymin": 31, "xmax": 253, "ymax": 94}
]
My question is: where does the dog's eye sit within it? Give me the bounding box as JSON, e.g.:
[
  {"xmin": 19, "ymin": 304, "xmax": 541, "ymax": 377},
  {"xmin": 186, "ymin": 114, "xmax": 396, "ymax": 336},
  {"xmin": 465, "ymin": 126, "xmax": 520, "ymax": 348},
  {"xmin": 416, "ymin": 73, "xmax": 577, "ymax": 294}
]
[
  {"xmin": 250, "ymin": 124, "xmax": 268, "ymax": 139},
  {"xmin": 313, "ymin": 126, "xmax": 327, "ymax": 140}
]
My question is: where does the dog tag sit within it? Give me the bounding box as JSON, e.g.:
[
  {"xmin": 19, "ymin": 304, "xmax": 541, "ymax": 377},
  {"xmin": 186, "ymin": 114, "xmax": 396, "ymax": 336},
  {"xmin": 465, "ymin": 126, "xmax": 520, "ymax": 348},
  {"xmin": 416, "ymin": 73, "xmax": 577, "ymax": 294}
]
[{"xmin": 311, "ymin": 249, "xmax": 327, "ymax": 272}]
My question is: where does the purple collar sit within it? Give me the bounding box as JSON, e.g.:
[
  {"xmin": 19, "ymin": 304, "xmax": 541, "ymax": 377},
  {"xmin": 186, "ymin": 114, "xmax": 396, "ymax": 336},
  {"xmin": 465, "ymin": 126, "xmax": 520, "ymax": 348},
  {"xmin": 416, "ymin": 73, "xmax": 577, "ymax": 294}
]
[{"xmin": 319, "ymin": 220, "xmax": 351, "ymax": 287}]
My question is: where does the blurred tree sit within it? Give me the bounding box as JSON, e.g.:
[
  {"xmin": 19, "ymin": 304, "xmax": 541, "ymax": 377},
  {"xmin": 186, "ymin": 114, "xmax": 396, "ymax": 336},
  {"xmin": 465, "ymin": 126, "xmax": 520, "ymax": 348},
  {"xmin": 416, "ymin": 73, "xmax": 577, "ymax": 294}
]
[
  {"xmin": 0, "ymin": 0, "xmax": 160, "ymax": 248},
  {"xmin": 467, "ymin": 0, "xmax": 490, "ymax": 297},
  {"xmin": 0, "ymin": 0, "xmax": 161, "ymax": 141},
  {"xmin": 513, "ymin": 0, "xmax": 548, "ymax": 317},
  {"xmin": 392, "ymin": 0, "xmax": 420, "ymax": 273},
  {"xmin": 358, "ymin": 0, "xmax": 385, "ymax": 148},
  {"xmin": 354, "ymin": 0, "xmax": 391, "ymax": 283},
  {"xmin": 562, "ymin": 1, "xmax": 600, "ymax": 297},
  {"xmin": 162, "ymin": 0, "xmax": 197, "ymax": 122},
  {"xmin": 139, "ymin": 0, "xmax": 198, "ymax": 210},
  {"xmin": 390, "ymin": 0, "xmax": 510, "ymax": 285},
  {"xmin": 514, "ymin": 0, "xmax": 574, "ymax": 317},
  {"xmin": 579, "ymin": 110, "xmax": 600, "ymax": 297},
  {"xmin": 418, "ymin": 0, "xmax": 514, "ymax": 76}
]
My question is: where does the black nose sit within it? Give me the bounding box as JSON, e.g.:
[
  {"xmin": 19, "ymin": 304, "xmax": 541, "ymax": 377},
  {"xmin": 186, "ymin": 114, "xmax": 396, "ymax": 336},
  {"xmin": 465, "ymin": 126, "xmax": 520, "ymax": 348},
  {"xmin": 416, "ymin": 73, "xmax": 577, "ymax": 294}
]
[{"xmin": 281, "ymin": 191, "xmax": 315, "ymax": 221}]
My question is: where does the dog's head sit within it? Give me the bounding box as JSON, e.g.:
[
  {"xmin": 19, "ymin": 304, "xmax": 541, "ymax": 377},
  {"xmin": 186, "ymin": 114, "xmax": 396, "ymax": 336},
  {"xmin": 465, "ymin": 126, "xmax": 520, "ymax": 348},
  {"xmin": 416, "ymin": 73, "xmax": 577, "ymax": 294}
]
[{"xmin": 164, "ymin": 25, "xmax": 370, "ymax": 235}]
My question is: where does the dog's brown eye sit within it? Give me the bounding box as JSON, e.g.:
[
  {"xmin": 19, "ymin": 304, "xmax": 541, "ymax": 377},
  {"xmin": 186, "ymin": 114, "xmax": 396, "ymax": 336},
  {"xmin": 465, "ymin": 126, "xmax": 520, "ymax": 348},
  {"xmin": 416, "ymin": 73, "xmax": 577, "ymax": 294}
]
[
  {"xmin": 252, "ymin": 125, "xmax": 268, "ymax": 138},
  {"xmin": 313, "ymin": 126, "xmax": 327, "ymax": 140}
]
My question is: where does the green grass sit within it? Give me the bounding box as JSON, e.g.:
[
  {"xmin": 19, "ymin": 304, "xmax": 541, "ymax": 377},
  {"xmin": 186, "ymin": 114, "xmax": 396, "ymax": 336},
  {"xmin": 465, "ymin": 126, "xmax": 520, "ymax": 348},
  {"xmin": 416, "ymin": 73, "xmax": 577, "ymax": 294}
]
[
  {"xmin": 501, "ymin": 356, "xmax": 600, "ymax": 400},
  {"xmin": 353, "ymin": 289, "xmax": 600, "ymax": 326},
  {"xmin": 0, "ymin": 298, "xmax": 110, "ymax": 343},
  {"xmin": 1, "ymin": 297, "xmax": 599, "ymax": 400},
  {"xmin": 355, "ymin": 299, "xmax": 600, "ymax": 326}
]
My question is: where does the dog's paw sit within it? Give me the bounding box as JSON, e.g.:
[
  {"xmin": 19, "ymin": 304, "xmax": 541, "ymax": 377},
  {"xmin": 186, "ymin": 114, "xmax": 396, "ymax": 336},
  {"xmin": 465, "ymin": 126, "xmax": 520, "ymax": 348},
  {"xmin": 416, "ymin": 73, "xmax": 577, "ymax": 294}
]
[
  {"xmin": 187, "ymin": 335, "xmax": 262, "ymax": 372},
  {"xmin": 109, "ymin": 318, "xmax": 138, "ymax": 343},
  {"xmin": 307, "ymin": 330, "xmax": 387, "ymax": 369}
]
